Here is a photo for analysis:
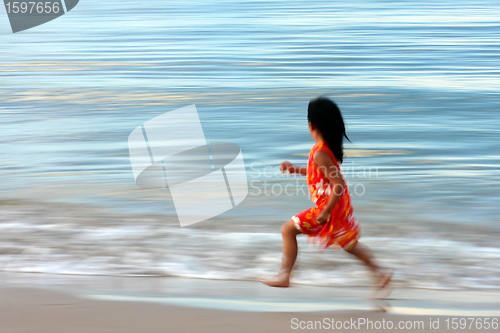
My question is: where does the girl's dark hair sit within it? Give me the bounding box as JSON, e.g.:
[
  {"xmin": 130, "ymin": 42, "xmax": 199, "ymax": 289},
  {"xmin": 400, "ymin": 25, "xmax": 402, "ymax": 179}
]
[{"xmin": 307, "ymin": 97, "xmax": 350, "ymax": 163}]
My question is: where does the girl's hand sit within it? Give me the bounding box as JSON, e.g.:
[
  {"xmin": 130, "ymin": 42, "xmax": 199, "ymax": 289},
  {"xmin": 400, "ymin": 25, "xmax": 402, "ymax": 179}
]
[
  {"xmin": 280, "ymin": 161, "xmax": 294, "ymax": 173},
  {"xmin": 316, "ymin": 209, "xmax": 330, "ymax": 224}
]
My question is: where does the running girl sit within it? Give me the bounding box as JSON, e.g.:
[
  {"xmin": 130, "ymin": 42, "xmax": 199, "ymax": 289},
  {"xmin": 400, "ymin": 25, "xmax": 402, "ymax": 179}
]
[{"xmin": 258, "ymin": 97, "xmax": 392, "ymax": 294}]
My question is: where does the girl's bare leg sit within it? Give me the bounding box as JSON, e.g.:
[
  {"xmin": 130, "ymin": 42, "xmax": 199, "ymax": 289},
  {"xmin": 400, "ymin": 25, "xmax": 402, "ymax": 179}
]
[
  {"xmin": 258, "ymin": 219, "xmax": 301, "ymax": 287},
  {"xmin": 345, "ymin": 242, "xmax": 392, "ymax": 290}
]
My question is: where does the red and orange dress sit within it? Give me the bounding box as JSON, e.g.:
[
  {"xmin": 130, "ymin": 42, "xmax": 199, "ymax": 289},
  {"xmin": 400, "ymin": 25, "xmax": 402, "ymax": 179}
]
[{"xmin": 292, "ymin": 141, "xmax": 360, "ymax": 251}]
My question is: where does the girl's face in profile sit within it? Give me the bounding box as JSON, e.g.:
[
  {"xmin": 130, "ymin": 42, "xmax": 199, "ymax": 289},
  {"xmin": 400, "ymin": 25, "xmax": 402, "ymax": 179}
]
[{"xmin": 308, "ymin": 121, "xmax": 320, "ymax": 140}]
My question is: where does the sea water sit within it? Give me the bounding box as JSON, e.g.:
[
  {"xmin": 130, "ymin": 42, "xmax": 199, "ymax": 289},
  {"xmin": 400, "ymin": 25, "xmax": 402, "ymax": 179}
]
[{"xmin": 0, "ymin": 0, "xmax": 499, "ymax": 289}]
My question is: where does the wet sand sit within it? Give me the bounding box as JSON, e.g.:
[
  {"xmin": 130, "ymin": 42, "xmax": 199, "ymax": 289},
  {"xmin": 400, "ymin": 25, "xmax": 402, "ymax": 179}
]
[{"xmin": 2, "ymin": 274, "xmax": 499, "ymax": 333}]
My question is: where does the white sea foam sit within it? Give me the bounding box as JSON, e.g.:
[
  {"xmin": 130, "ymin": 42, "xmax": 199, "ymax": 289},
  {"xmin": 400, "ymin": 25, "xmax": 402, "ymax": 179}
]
[{"xmin": 0, "ymin": 202, "xmax": 499, "ymax": 290}]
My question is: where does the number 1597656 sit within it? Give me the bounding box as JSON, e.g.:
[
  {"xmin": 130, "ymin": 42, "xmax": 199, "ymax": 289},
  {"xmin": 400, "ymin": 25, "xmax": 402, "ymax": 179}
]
[{"xmin": 5, "ymin": 2, "xmax": 60, "ymax": 14}]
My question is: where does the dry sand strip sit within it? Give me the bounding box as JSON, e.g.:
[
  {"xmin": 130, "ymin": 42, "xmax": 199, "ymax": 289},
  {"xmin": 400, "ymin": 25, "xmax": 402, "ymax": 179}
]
[{"xmin": 2, "ymin": 287, "xmax": 499, "ymax": 333}]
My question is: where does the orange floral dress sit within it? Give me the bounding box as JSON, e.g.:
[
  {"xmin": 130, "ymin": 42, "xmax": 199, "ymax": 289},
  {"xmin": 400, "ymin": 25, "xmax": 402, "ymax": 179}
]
[{"xmin": 292, "ymin": 141, "xmax": 360, "ymax": 251}]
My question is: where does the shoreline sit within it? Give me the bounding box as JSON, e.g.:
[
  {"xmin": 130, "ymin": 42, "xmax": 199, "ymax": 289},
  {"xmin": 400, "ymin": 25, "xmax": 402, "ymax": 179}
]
[
  {"xmin": 2, "ymin": 273, "xmax": 500, "ymax": 332},
  {"xmin": 2, "ymin": 272, "xmax": 499, "ymax": 312},
  {"xmin": 1, "ymin": 270, "xmax": 500, "ymax": 292},
  {"xmin": 1, "ymin": 198, "xmax": 500, "ymax": 291}
]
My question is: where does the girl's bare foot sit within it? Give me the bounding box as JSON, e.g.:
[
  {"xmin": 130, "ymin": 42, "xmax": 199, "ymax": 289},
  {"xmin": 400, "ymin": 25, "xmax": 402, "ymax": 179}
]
[
  {"xmin": 377, "ymin": 269, "xmax": 393, "ymax": 290},
  {"xmin": 369, "ymin": 269, "xmax": 393, "ymax": 299},
  {"xmin": 258, "ymin": 272, "xmax": 291, "ymax": 288}
]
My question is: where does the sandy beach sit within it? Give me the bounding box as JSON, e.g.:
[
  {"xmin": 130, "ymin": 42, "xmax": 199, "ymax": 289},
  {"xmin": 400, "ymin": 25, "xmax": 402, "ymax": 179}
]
[{"xmin": 2, "ymin": 273, "xmax": 499, "ymax": 333}]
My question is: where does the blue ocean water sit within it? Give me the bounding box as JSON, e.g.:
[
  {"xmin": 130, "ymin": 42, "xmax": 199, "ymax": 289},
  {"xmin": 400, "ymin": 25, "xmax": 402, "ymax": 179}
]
[{"xmin": 0, "ymin": 0, "xmax": 499, "ymax": 288}]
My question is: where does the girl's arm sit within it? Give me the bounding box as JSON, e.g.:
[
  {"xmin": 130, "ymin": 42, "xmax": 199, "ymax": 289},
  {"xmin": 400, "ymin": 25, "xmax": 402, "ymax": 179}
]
[
  {"xmin": 280, "ymin": 161, "xmax": 307, "ymax": 176},
  {"xmin": 313, "ymin": 151, "xmax": 346, "ymax": 224}
]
